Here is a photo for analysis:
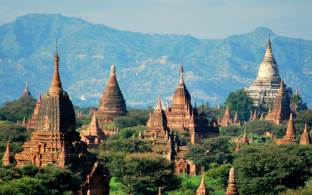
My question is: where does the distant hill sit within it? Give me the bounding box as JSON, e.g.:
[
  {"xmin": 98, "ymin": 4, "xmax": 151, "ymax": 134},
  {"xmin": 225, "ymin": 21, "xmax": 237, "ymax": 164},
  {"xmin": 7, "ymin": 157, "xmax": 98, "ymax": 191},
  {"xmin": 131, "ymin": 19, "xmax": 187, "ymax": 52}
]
[{"xmin": 0, "ymin": 14, "xmax": 311, "ymax": 107}]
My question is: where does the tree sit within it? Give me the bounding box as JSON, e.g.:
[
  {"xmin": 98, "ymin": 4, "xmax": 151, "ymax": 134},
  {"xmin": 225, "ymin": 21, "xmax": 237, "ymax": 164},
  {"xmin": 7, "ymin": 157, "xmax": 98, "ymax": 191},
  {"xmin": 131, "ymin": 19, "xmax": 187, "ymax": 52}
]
[
  {"xmin": 224, "ymin": 89, "xmax": 254, "ymax": 121},
  {"xmin": 185, "ymin": 136, "xmax": 234, "ymax": 168},
  {"xmin": 234, "ymin": 144, "xmax": 312, "ymax": 195},
  {"xmin": 0, "ymin": 96, "xmax": 36, "ymax": 122},
  {"xmin": 291, "ymin": 94, "xmax": 308, "ymax": 112},
  {"xmin": 120, "ymin": 153, "xmax": 180, "ymax": 194}
]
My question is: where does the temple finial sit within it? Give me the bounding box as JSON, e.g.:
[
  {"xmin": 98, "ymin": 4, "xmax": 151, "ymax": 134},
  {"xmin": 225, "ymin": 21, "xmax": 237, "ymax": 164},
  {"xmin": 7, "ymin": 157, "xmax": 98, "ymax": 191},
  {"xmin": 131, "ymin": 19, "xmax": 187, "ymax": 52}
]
[
  {"xmin": 49, "ymin": 42, "xmax": 63, "ymax": 95},
  {"xmin": 23, "ymin": 82, "xmax": 31, "ymax": 97},
  {"xmin": 179, "ymin": 65, "xmax": 184, "ymax": 85},
  {"xmin": 110, "ymin": 64, "xmax": 116, "ymax": 76}
]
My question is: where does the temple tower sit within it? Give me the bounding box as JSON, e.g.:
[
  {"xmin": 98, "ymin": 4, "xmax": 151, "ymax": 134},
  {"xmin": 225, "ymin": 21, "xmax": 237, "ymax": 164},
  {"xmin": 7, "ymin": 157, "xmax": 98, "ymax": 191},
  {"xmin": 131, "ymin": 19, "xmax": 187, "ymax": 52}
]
[
  {"xmin": 27, "ymin": 94, "xmax": 42, "ymax": 129},
  {"xmin": 226, "ymin": 167, "xmax": 239, "ymax": 195},
  {"xmin": 97, "ymin": 64, "xmax": 127, "ymax": 124},
  {"xmin": 146, "ymin": 96, "xmax": 168, "ymax": 131},
  {"xmin": 220, "ymin": 106, "xmax": 232, "ymax": 127},
  {"xmin": 265, "ymin": 80, "xmax": 291, "ymax": 124},
  {"xmin": 196, "ymin": 168, "xmax": 208, "ymax": 195},
  {"xmin": 246, "ymin": 39, "xmax": 283, "ymax": 106},
  {"xmin": 15, "ymin": 46, "xmax": 86, "ymax": 167},
  {"xmin": 2, "ymin": 143, "xmax": 12, "ymax": 166},
  {"xmin": 300, "ymin": 124, "xmax": 311, "ymax": 145},
  {"xmin": 22, "ymin": 83, "xmax": 31, "ymax": 97},
  {"xmin": 275, "ymin": 113, "xmax": 296, "ymax": 145},
  {"xmin": 80, "ymin": 112, "xmax": 106, "ymax": 146}
]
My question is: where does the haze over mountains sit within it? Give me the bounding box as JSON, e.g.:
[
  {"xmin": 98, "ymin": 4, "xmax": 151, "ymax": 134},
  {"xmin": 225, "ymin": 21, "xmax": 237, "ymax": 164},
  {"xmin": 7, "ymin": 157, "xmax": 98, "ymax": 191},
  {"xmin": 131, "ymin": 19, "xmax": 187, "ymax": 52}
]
[{"xmin": 0, "ymin": 14, "xmax": 311, "ymax": 107}]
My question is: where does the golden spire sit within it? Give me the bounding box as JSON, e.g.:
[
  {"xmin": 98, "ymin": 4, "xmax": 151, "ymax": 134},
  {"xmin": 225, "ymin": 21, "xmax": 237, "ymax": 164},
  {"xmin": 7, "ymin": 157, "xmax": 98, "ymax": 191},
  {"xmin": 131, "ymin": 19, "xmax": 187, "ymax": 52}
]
[
  {"xmin": 110, "ymin": 64, "xmax": 116, "ymax": 76},
  {"xmin": 155, "ymin": 96, "xmax": 163, "ymax": 111},
  {"xmin": 49, "ymin": 40, "xmax": 63, "ymax": 96},
  {"xmin": 285, "ymin": 113, "xmax": 295, "ymax": 137},
  {"xmin": 226, "ymin": 167, "xmax": 239, "ymax": 195},
  {"xmin": 196, "ymin": 167, "xmax": 208, "ymax": 195},
  {"xmin": 2, "ymin": 143, "xmax": 11, "ymax": 166}
]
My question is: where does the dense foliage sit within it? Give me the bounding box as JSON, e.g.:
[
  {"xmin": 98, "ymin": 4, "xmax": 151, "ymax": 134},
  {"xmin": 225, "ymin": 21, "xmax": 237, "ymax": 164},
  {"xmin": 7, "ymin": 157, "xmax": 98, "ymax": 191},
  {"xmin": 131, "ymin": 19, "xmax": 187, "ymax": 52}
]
[
  {"xmin": 113, "ymin": 109, "xmax": 151, "ymax": 129},
  {"xmin": 234, "ymin": 144, "xmax": 312, "ymax": 195},
  {"xmin": 0, "ymin": 96, "xmax": 36, "ymax": 122},
  {"xmin": 224, "ymin": 89, "xmax": 254, "ymax": 121}
]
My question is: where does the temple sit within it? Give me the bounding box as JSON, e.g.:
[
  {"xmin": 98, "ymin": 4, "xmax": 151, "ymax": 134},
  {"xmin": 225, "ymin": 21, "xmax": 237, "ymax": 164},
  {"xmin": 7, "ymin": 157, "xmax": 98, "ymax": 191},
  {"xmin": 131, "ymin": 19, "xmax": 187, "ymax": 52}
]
[
  {"xmin": 2, "ymin": 143, "xmax": 12, "ymax": 166},
  {"xmin": 219, "ymin": 107, "xmax": 240, "ymax": 127},
  {"xmin": 14, "ymin": 46, "xmax": 110, "ymax": 194},
  {"xmin": 246, "ymin": 39, "xmax": 289, "ymax": 107},
  {"xmin": 97, "ymin": 64, "xmax": 127, "ymax": 124},
  {"xmin": 265, "ymin": 81, "xmax": 291, "ymax": 124},
  {"xmin": 196, "ymin": 168, "xmax": 208, "ymax": 195},
  {"xmin": 300, "ymin": 124, "xmax": 311, "ymax": 145},
  {"xmin": 22, "ymin": 83, "xmax": 31, "ymax": 97},
  {"xmin": 80, "ymin": 112, "xmax": 106, "ymax": 147},
  {"xmin": 275, "ymin": 113, "xmax": 296, "ymax": 145},
  {"xmin": 26, "ymin": 94, "xmax": 42, "ymax": 129},
  {"xmin": 226, "ymin": 167, "xmax": 239, "ymax": 195}
]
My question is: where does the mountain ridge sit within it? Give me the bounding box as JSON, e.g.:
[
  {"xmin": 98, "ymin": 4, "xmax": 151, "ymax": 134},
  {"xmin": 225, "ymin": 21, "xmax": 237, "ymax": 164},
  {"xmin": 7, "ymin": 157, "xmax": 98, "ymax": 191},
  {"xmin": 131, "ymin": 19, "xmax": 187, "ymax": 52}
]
[{"xmin": 0, "ymin": 13, "xmax": 311, "ymax": 107}]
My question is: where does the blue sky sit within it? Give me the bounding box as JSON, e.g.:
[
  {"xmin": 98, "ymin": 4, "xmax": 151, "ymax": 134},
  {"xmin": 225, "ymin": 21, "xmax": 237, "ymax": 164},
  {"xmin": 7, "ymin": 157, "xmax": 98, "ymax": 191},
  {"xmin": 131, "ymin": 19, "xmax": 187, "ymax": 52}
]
[{"xmin": 0, "ymin": 0, "xmax": 312, "ymax": 39}]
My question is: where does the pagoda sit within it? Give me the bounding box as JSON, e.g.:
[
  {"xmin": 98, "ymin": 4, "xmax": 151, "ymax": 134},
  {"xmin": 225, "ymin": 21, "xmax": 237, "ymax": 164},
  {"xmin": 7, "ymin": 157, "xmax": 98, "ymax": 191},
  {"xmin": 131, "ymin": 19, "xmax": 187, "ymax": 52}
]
[
  {"xmin": 246, "ymin": 39, "xmax": 284, "ymax": 106},
  {"xmin": 226, "ymin": 167, "xmax": 239, "ymax": 195},
  {"xmin": 14, "ymin": 46, "xmax": 110, "ymax": 194},
  {"xmin": 26, "ymin": 94, "xmax": 42, "ymax": 129},
  {"xmin": 22, "ymin": 83, "xmax": 31, "ymax": 97},
  {"xmin": 220, "ymin": 106, "xmax": 232, "ymax": 127},
  {"xmin": 196, "ymin": 168, "xmax": 208, "ymax": 195},
  {"xmin": 97, "ymin": 64, "xmax": 127, "ymax": 124},
  {"xmin": 275, "ymin": 113, "xmax": 296, "ymax": 145},
  {"xmin": 300, "ymin": 124, "xmax": 311, "ymax": 145},
  {"xmin": 265, "ymin": 80, "xmax": 291, "ymax": 124},
  {"xmin": 80, "ymin": 112, "xmax": 106, "ymax": 147},
  {"xmin": 2, "ymin": 143, "xmax": 12, "ymax": 166}
]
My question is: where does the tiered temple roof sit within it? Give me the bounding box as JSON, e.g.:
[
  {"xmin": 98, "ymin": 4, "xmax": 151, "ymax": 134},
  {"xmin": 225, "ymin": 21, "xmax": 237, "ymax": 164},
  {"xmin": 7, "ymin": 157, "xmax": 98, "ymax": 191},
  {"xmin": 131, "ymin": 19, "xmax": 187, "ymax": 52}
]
[
  {"xmin": 226, "ymin": 167, "xmax": 239, "ymax": 195},
  {"xmin": 275, "ymin": 113, "xmax": 296, "ymax": 145},
  {"xmin": 246, "ymin": 39, "xmax": 284, "ymax": 106},
  {"xmin": 300, "ymin": 124, "xmax": 311, "ymax": 145},
  {"xmin": 97, "ymin": 64, "xmax": 127, "ymax": 124},
  {"xmin": 265, "ymin": 81, "xmax": 291, "ymax": 124},
  {"xmin": 80, "ymin": 112, "xmax": 106, "ymax": 147},
  {"xmin": 26, "ymin": 94, "xmax": 42, "ymax": 129}
]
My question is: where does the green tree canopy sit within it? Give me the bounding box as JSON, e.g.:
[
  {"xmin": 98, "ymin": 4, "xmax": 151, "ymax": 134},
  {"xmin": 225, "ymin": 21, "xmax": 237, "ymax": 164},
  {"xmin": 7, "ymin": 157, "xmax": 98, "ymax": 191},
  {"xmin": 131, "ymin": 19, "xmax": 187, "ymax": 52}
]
[
  {"xmin": 234, "ymin": 144, "xmax": 312, "ymax": 195},
  {"xmin": 0, "ymin": 96, "xmax": 36, "ymax": 122},
  {"xmin": 224, "ymin": 89, "xmax": 254, "ymax": 121}
]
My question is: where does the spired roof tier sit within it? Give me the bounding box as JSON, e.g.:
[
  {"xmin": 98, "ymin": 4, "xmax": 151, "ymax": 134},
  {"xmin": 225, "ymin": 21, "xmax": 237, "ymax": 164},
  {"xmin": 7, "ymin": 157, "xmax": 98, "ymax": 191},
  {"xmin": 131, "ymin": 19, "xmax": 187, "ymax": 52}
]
[
  {"xmin": 256, "ymin": 39, "xmax": 281, "ymax": 82},
  {"xmin": 36, "ymin": 49, "xmax": 76, "ymax": 133},
  {"xmin": 97, "ymin": 64, "xmax": 127, "ymax": 123},
  {"xmin": 172, "ymin": 65, "xmax": 191, "ymax": 107}
]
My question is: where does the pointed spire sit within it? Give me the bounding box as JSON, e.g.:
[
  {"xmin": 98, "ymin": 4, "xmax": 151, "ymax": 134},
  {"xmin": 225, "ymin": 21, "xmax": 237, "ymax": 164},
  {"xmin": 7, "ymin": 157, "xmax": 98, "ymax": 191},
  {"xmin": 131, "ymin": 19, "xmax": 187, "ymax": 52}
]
[
  {"xmin": 23, "ymin": 82, "xmax": 31, "ymax": 97},
  {"xmin": 278, "ymin": 80, "xmax": 285, "ymax": 93},
  {"xmin": 196, "ymin": 167, "xmax": 207, "ymax": 195},
  {"xmin": 263, "ymin": 38, "xmax": 275, "ymax": 63},
  {"xmin": 226, "ymin": 167, "xmax": 239, "ymax": 195},
  {"xmin": 252, "ymin": 111, "xmax": 257, "ymax": 120},
  {"xmin": 156, "ymin": 96, "xmax": 163, "ymax": 111},
  {"xmin": 285, "ymin": 113, "xmax": 295, "ymax": 137},
  {"xmin": 225, "ymin": 106, "xmax": 230, "ymax": 117},
  {"xmin": 2, "ymin": 143, "xmax": 12, "ymax": 166},
  {"xmin": 235, "ymin": 142, "xmax": 240, "ymax": 153},
  {"xmin": 49, "ymin": 40, "xmax": 63, "ymax": 96},
  {"xmin": 89, "ymin": 112, "xmax": 100, "ymax": 136},
  {"xmin": 110, "ymin": 64, "xmax": 116, "ymax": 76},
  {"xmin": 300, "ymin": 123, "xmax": 311, "ymax": 145},
  {"xmin": 179, "ymin": 65, "xmax": 184, "ymax": 85},
  {"xmin": 158, "ymin": 187, "xmax": 162, "ymax": 195},
  {"xmin": 233, "ymin": 111, "xmax": 239, "ymax": 123},
  {"xmin": 37, "ymin": 94, "xmax": 42, "ymax": 103}
]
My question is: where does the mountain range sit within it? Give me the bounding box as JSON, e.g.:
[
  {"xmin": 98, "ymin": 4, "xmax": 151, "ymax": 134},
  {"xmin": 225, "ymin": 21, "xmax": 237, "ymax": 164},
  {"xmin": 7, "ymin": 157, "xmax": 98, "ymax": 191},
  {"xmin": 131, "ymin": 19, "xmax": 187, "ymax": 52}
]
[{"xmin": 0, "ymin": 14, "xmax": 311, "ymax": 107}]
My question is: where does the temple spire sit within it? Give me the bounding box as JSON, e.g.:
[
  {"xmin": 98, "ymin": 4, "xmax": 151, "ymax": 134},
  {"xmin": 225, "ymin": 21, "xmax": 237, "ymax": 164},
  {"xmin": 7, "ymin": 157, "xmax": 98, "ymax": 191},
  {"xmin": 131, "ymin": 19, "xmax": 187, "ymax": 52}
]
[
  {"xmin": 2, "ymin": 143, "xmax": 12, "ymax": 166},
  {"xmin": 110, "ymin": 64, "xmax": 116, "ymax": 76},
  {"xmin": 226, "ymin": 167, "xmax": 239, "ymax": 195},
  {"xmin": 23, "ymin": 82, "xmax": 31, "ymax": 97},
  {"xmin": 300, "ymin": 123, "xmax": 311, "ymax": 145},
  {"xmin": 196, "ymin": 167, "xmax": 208, "ymax": 195},
  {"xmin": 285, "ymin": 113, "xmax": 295, "ymax": 137},
  {"xmin": 179, "ymin": 65, "xmax": 184, "ymax": 85},
  {"xmin": 156, "ymin": 96, "xmax": 163, "ymax": 111},
  {"xmin": 49, "ymin": 41, "xmax": 63, "ymax": 96}
]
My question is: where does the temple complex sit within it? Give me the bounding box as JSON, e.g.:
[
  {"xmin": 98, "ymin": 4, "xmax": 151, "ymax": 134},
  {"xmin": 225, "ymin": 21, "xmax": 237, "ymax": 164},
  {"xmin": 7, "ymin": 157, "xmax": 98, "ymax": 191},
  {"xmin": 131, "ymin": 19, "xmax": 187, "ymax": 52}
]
[
  {"xmin": 196, "ymin": 168, "xmax": 208, "ymax": 195},
  {"xmin": 14, "ymin": 46, "xmax": 110, "ymax": 194},
  {"xmin": 300, "ymin": 124, "xmax": 311, "ymax": 145},
  {"xmin": 275, "ymin": 113, "xmax": 296, "ymax": 145},
  {"xmin": 80, "ymin": 112, "xmax": 106, "ymax": 147},
  {"xmin": 246, "ymin": 39, "xmax": 291, "ymax": 107},
  {"xmin": 2, "ymin": 143, "xmax": 12, "ymax": 166},
  {"xmin": 226, "ymin": 167, "xmax": 239, "ymax": 195},
  {"xmin": 265, "ymin": 81, "xmax": 291, "ymax": 124},
  {"xmin": 26, "ymin": 94, "xmax": 42, "ymax": 129},
  {"xmin": 97, "ymin": 64, "xmax": 127, "ymax": 125}
]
